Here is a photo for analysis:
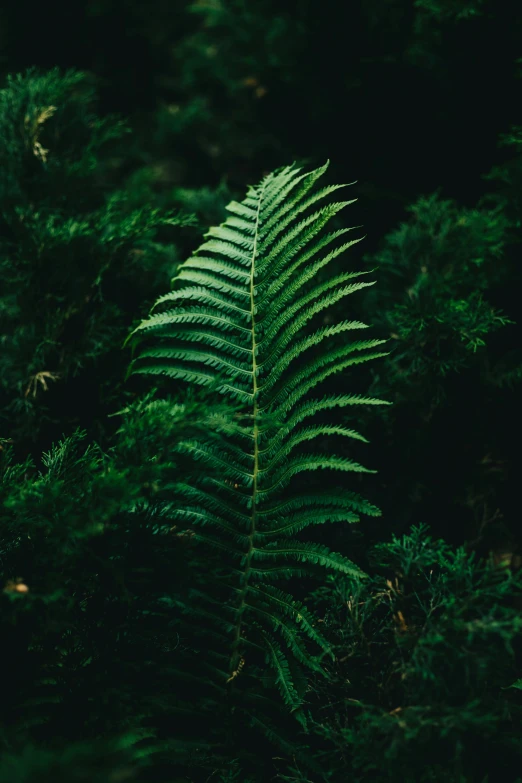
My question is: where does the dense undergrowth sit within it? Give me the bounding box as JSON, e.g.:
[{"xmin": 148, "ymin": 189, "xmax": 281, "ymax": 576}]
[{"xmin": 1, "ymin": 3, "xmax": 522, "ymax": 779}]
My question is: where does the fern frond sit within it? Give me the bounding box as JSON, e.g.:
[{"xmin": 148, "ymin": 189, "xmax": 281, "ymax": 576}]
[
  {"xmin": 261, "ymin": 630, "xmax": 303, "ymax": 712},
  {"xmin": 127, "ymin": 162, "xmax": 387, "ymax": 735}
]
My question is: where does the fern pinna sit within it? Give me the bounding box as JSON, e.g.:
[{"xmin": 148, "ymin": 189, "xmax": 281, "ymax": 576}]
[{"xmin": 126, "ymin": 163, "xmax": 389, "ymax": 733}]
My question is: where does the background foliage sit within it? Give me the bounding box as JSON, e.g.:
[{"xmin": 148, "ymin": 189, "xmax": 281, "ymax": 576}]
[{"xmin": 0, "ymin": 1, "xmax": 521, "ymax": 780}]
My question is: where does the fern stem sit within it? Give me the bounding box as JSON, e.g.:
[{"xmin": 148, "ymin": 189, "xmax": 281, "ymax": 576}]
[{"xmin": 228, "ymin": 178, "xmax": 267, "ymax": 680}]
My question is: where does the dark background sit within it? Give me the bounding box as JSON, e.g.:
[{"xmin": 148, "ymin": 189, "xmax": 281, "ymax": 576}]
[{"xmin": 3, "ymin": 1, "xmax": 519, "ymax": 236}]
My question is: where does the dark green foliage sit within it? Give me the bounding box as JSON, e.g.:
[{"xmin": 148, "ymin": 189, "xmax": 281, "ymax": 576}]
[
  {"xmin": 358, "ymin": 174, "xmax": 521, "ymax": 552},
  {"xmin": 1, "ymin": 1, "xmax": 522, "ymax": 779},
  {"xmin": 306, "ymin": 524, "xmax": 522, "ymax": 782},
  {"xmin": 364, "ymin": 190, "xmax": 514, "ymax": 395},
  {"xmin": 0, "ymin": 736, "xmax": 155, "ymax": 783},
  {"xmin": 0, "ymin": 68, "xmax": 192, "ymax": 452},
  {"xmin": 0, "ymin": 390, "xmax": 243, "ymax": 778}
]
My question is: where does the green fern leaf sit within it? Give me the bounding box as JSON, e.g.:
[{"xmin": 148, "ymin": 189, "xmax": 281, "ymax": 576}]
[{"xmin": 127, "ymin": 162, "xmax": 388, "ymax": 730}]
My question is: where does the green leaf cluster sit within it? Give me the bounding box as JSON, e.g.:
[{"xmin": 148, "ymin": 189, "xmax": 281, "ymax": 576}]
[{"xmin": 306, "ymin": 524, "xmax": 522, "ymax": 782}]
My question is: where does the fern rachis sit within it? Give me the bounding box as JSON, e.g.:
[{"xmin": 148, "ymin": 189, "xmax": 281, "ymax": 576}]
[{"xmin": 126, "ymin": 162, "xmax": 390, "ymax": 727}]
